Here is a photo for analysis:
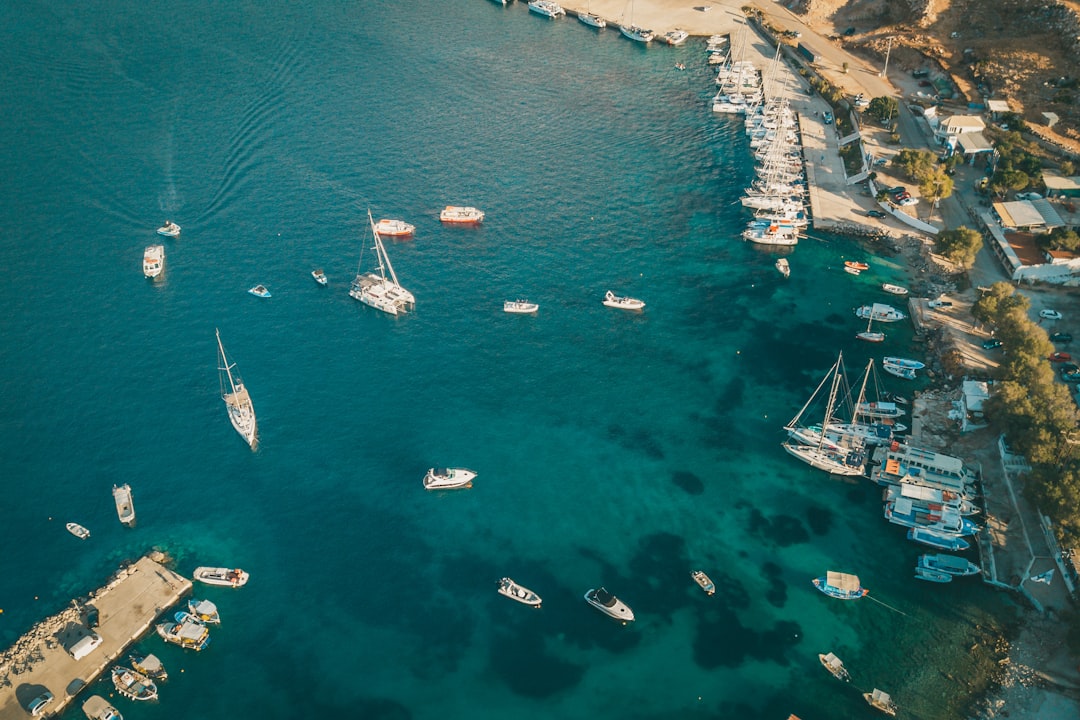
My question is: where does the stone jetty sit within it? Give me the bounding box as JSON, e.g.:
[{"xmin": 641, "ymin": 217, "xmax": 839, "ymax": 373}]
[{"xmin": 0, "ymin": 553, "xmax": 190, "ymax": 719}]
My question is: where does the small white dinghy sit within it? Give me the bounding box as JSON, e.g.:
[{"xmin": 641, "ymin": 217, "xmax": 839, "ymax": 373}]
[
  {"xmin": 498, "ymin": 577, "xmax": 542, "ymax": 607},
  {"xmin": 775, "ymin": 258, "xmax": 790, "ymax": 278},
  {"xmin": 312, "ymin": 269, "xmax": 328, "ymax": 286},
  {"xmin": 504, "ymin": 300, "xmax": 538, "ymax": 314},
  {"xmin": 603, "ymin": 290, "xmax": 645, "ymax": 310},
  {"xmin": 881, "ymin": 283, "xmax": 909, "ymax": 296},
  {"xmin": 193, "ymin": 566, "xmax": 249, "ymax": 587},
  {"xmin": 66, "ymin": 522, "xmax": 90, "ymax": 539}
]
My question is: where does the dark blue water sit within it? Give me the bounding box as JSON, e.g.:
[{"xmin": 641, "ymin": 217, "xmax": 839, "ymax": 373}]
[{"xmin": 0, "ymin": 3, "xmax": 1004, "ymax": 719}]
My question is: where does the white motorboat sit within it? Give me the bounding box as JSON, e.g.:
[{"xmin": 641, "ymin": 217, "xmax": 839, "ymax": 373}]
[
  {"xmin": 248, "ymin": 284, "xmax": 271, "ymax": 298},
  {"xmin": 775, "ymin": 258, "xmax": 790, "ymax": 278},
  {"xmin": 113, "ymin": 484, "xmax": 136, "ymax": 527},
  {"xmin": 918, "ymin": 553, "xmax": 981, "ymax": 577},
  {"xmin": 424, "ymin": 467, "xmax": 476, "ymax": 490},
  {"xmin": 157, "ymin": 220, "xmax": 181, "ymax": 237},
  {"xmin": 691, "ymin": 570, "xmax": 715, "ymax": 595},
  {"xmin": 498, "ymin": 577, "xmax": 542, "ymax": 607},
  {"xmin": 855, "ymin": 303, "xmax": 907, "ymax": 323},
  {"xmin": 373, "ymin": 218, "xmax": 415, "ymax": 237},
  {"xmin": 143, "ymin": 245, "xmax": 164, "ymax": 279},
  {"xmin": 819, "ymin": 652, "xmax": 851, "ymax": 682},
  {"xmin": 504, "ymin": 300, "xmax": 538, "ymax": 314},
  {"xmin": 662, "ymin": 29, "xmax": 689, "ymax": 46},
  {"xmin": 216, "ymin": 329, "xmax": 258, "ymax": 448},
  {"xmin": 883, "ymin": 357, "xmax": 925, "ymax": 371},
  {"xmin": 439, "ymin": 205, "xmax": 485, "ymax": 223},
  {"xmin": 882, "ymin": 283, "xmax": 909, "ymax": 296},
  {"xmin": 82, "ymin": 695, "xmax": 123, "ymax": 720},
  {"xmin": 603, "ymin": 290, "xmax": 645, "ymax": 310},
  {"xmin": 351, "ymin": 210, "xmax": 415, "ymax": 315},
  {"xmin": 312, "ymin": 269, "xmax": 328, "ymax": 286},
  {"xmin": 67, "ymin": 522, "xmax": 90, "ymax": 539},
  {"xmin": 584, "ymin": 587, "xmax": 635, "ymax": 623},
  {"xmin": 188, "ymin": 598, "xmax": 221, "ymax": 624},
  {"xmin": 579, "ymin": 13, "xmax": 606, "ymax": 28},
  {"xmin": 857, "ymin": 401, "xmax": 906, "ymax": 419},
  {"xmin": 527, "ymin": 0, "xmax": 565, "ymax": 18},
  {"xmin": 156, "ymin": 618, "xmax": 211, "ymax": 651},
  {"xmin": 111, "ymin": 666, "xmax": 157, "ymax": 701},
  {"xmin": 193, "ymin": 566, "xmax": 250, "ymax": 587}
]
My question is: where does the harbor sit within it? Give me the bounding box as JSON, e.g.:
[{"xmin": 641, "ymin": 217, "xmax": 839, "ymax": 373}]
[{"xmin": 0, "ymin": 554, "xmax": 190, "ymax": 720}]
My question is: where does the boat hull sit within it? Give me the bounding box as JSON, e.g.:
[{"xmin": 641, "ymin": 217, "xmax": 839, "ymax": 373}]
[
  {"xmin": 66, "ymin": 522, "xmax": 90, "ymax": 539},
  {"xmin": 498, "ymin": 578, "xmax": 542, "ymax": 606},
  {"xmin": 193, "ymin": 566, "xmax": 249, "ymax": 587},
  {"xmin": 584, "ymin": 588, "xmax": 635, "ymax": 623},
  {"xmin": 424, "ymin": 467, "xmax": 476, "ymax": 490},
  {"xmin": 691, "ymin": 571, "xmax": 715, "ymax": 595}
]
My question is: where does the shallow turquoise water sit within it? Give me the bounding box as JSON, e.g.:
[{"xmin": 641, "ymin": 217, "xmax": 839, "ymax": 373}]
[{"xmin": 0, "ymin": 3, "xmax": 1003, "ymax": 719}]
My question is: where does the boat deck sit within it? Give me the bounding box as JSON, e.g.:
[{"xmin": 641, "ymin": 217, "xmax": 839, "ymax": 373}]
[{"xmin": 0, "ymin": 554, "xmax": 190, "ymax": 720}]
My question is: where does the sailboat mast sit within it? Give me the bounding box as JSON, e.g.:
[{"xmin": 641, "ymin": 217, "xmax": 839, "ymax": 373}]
[
  {"xmin": 818, "ymin": 359, "xmax": 845, "ymax": 451},
  {"xmin": 786, "ymin": 356, "xmax": 837, "ymax": 429},
  {"xmin": 216, "ymin": 329, "xmax": 240, "ymax": 399},
  {"xmin": 367, "ymin": 210, "xmax": 400, "ymax": 285}
]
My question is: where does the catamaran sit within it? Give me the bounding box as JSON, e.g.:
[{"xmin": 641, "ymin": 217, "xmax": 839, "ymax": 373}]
[
  {"xmin": 216, "ymin": 329, "xmax": 257, "ymax": 449},
  {"xmin": 350, "ymin": 210, "xmax": 415, "ymax": 316}
]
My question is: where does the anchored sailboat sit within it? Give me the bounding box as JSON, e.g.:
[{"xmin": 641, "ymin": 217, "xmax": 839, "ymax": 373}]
[
  {"xmin": 350, "ymin": 210, "xmax": 415, "ymax": 315},
  {"xmin": 216, "ymin": 329, "xmax": 257, "ymax": 449},
  {"xmin": 782, "ymin": 352, "xmax": 867, "ymax": 476}
]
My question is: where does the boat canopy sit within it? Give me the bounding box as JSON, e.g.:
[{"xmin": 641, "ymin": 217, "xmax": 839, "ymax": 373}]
[
  {"xmin": 594, "ymin": 588, "xmax": 616, "ymax": 606},
  {"xmin": 178, "ymin": 622, "xmax": 208, "ymax": 641},
  {"xmin": 193, "ymin": 599, "xmax": 217, "ymax": 615},
  {"xmin": 823, "ymin": 652, "xmax": 843, "ymax": 669},
  {"xmin": 927, "ymin": 554, "xmax": 971, "ymax": 572},
  {"xmin": 136, "ymin": 654, "xmax": 164, "ymax": 673},
  {"xmin": 825, "ymin": 571, "xmax": 861, "ymax": 592},
  {"xmin": 871, "ymin": 689, "xmax": 893, "ymax": 704}
]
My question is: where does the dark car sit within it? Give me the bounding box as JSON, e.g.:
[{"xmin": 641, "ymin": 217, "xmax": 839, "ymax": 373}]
[
  {"xmin": 1063, "ymin": 371, "xmax": 1080, "ymax": 383},
  {"xmin": 867, "ymin": 210, "xmax": 887, "ymax": 218},
  {"xmin": 982, "ymin": 339, "xmax": 1003, "ymax": 350},
  {"xmin": 918, "ymin": 80, "xmax": 932, "ymax": 87},
  {"xmin": 1051, "ymin": 332, "xmax": 1073, "ymax": 344},
  {"xmin": 1058, "ymin": 362, "xmax": 1080, "ymax": 374},
  {"xmin": 888, "ymin": 186, "xmax": 906, "ymax": 195},
  {"xmin": 822, "ymin": 111, "xmax": 834, "ymax": 125}
]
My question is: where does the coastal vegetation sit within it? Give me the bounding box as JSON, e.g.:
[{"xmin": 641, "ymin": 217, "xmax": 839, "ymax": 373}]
[
  {"xmin": 974, "ymin": 283, "xmax": 1080, "ymax": 543},
  {"xmin": 935, "ymin": 226, "xmax": 982, "ymax": 268},
  {"xmin": 982, "ymin": 126, "xmax": 1044, "ymax": 197}
]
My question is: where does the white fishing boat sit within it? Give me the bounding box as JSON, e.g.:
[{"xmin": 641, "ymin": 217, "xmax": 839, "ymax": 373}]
[
  {"xmin": 498, "ymin": 577, "xmax": 542, "ymax": 607},
  {"xmin": 775, "ymin": 258, "xmax": 790, "ymax": 278},
  {"xmin": 818, "ymin": 652, "xmax": 851, "ymax": 682},
  {"xmin": 855, "ymin": 303, "xmax": 907, "ymax": 323},
  {"xmin": 113, "ymin": 484, "xmax": 135, "ymax": 527},
  {"xmin": 193, "ymin": 566, "xmax": 250, "ymax": 587},
  {"xmin": 248, "ymin": 284, "xmax": 271, "ymax": 298},
  {"xmin": 603, "ymin": 290, "xmax": 645, "ymax": 310},
  {"xmin": 584, "ymin": 587, "xmax": 635, "ymax": 623},
  {"xmin": 423, "ymin": 467, "xmax": 476, "ymax": 490},
  {"xmin": 157, "ymin": 220, "xmax": 181, "ymax": 237},
  {"xmin": 883, "ymin": 364, "xmax": 917, "ymax": 380},
  {"xmin": 782, "ymin": 353, "xmax": 867, "ymax": 476},
  {"xmin": 216, "ymin": 329, "xmax": 258, "ymax": 449},
  {"xmin": 883, "ymin": 357, "xmax": 925, "ymax": 371},
  {"xmin": 439, "ymin": 205, "xmax": 485, "ymax": 223},
  {"xmin": 864, "ymin": 688, "xmax": 898, "ymax": 716},
  {"xmin": 662, "ymin": 29, "xmax": 689, "ymax": 46},
  {"xmin": 691, "ymin": 570, "xmax": 715, "ymax": 595},
  {"xmin": 188, "ymin": 598, "xmax": 221, "ymax": 624},
  {"xmin": 111, "ymin": 666, "xmax": 157, "ymax": 701},
  {"xmin": 129, "ymin": 653, "xmax": 167, "ymax": 681},
  {"xmin": 918, "ymin": 553, "xmax": 981, "ymax": 577},
  {"xmin": 527, "ymin": 0, "xmax": 565, "ymax": 18},
  {"xmin": 67, "ymin": 522, "xmax": 90, "ymax": 539},
  {"xmin": 143, "ymin": 245, "xmax": 164, "ymax": 279},
  {"xmin": 373, "ymin": 218, "xmax": 415, "ymax": 237},
  {"xmin": 156, "ymin": 618, "xmax": 211, "ymax": 651},
  {"xmin": 504, "ymin": 300, "xmax": 538, "ymax": 314},
  {"xmin": 350, "ymin": 210, "xmax": 415, "ymax": 315},
  {"xmin": 82, "ymin": 695, "xmax": 123, "ymax": 720},
  {"xmin": 312, "ymin": 269, "xmax": 328, "ymax": 286},
  {"xmin": 882, "ymin": 283, "xmax": 909, "ymax": 296}
]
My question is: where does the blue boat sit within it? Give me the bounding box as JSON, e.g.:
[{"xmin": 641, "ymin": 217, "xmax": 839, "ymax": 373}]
[
  {"xmin": 907, "ymin": 527, "xmax": 971, "ymax": 551},
  {"xmin": 812, "ymin": 571, "xmax": 868, "ymax": 600}
]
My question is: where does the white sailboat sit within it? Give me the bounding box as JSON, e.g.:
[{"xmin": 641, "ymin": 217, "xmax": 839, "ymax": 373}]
[
  {"xmin": 350, "ymin": 210, "xmax": 415, "ymax": 316},
  {"xmin": 216, "ymin": 329, "xmax": 257, "ymax": 449},
  {"xmin": 618, "ymin": 0, "xmax": 653, "ymax": 42},
  {"xmin": 782, "ymin": 353, "xmax": 867, "ymax": 476}
]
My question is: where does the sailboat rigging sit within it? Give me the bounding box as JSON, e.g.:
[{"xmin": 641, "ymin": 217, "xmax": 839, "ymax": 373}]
[
  {"xmin": 216, "ymin": 329, "xmax": 257, "ymax": 449},
  {"xmin": 782, "ymin": 352, "xmax": 867, "ymax": 476},
  {"xmin": 349, "ymin": 209, "xmax": 415, "ymax": 315}
]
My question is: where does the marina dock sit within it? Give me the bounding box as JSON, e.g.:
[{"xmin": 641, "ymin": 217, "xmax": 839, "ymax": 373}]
[{"xmin": 0, "ymin": 554, "xmax": 190, "ymax": 719}]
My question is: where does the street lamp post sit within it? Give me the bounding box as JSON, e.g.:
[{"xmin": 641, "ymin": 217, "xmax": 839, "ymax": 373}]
[{"xmin": 880, "ymin": 36, "xmax": 894, "ymax": 78}]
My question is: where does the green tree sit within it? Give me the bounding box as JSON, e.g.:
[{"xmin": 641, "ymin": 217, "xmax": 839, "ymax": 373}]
[
  {"xmin": 972, "ymin": 282, "xmax": 1030, "ymax": 327},
  {"xmin": 1038, "ymin": 227, "xmax": 1080, "ymax": 253},
  {"xmin": 934, "ymin": 226, "xmax": 983, "ymax": 267},
  {"xmin": 892, "ymin": 149, "xmax": 936, "ymax": 181},
  {"xmin": 1061, "ymin": 160, "xmax": 1076, "ymax": 176},
  {"xmin": 867, "ymin": 96, "xmax": 898, "ymax": 125},
  {"xmin": 999, "ymin": 168, "xmax": 1030, "ymax": 192}
]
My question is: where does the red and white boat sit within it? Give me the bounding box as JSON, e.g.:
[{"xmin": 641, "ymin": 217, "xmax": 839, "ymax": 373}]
[
  {"xmin": 844, "ymin": 261, "xmax": 869, "ymax": 272},
  {"xmin": 440, "ymin": 206, "xmax": 484, "ymax": 224}
]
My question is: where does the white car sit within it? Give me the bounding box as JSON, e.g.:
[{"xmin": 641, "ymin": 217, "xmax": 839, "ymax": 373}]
[
  {"xmin": 898, "ymin": 196, "xmax": 918, "ymax": 206},
  {"xmin": 1016, "ymin": 192, "xmax": 1043, "ymax": 200},
  {"xmin": 1040, "ymin": 309, "xmax": 1063, "ymax": 320}
]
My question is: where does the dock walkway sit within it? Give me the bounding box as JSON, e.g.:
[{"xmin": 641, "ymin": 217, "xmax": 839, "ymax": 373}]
[{"xmin": 0, "ymin": 554, "xmax": 190, "ymax": 719}]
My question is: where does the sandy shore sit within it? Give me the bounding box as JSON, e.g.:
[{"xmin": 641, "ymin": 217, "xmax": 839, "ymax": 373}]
[{"xmin": 562, "ymin": 1, "xmax": 744, "ymax": 36}]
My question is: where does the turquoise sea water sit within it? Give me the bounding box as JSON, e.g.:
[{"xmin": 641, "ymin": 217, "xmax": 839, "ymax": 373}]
[{"xmin": 1, "ymin": 3, "xmax": 1011, "ymax": 719}]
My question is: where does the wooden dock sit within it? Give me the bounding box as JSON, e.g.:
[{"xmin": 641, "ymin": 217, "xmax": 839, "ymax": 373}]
[{"xmin": 0, "ymin": 553, "xmax": 190, "ymax": 719}]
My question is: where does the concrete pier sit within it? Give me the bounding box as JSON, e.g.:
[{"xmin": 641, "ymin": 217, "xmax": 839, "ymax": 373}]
[{"xmin": 0, "ymin": 554, "xmax": 190, "ymax": 719}]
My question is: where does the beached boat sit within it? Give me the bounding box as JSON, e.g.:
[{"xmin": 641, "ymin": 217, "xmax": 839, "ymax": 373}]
[
  {"xmin": 188, "ymin": 598, "xmax": 221, "ymax": 624},
  {"xmin": 216, "ymin": 329, "xmax": 258, "ymax": 449},
  {"xmin": 844, "ymin": 261, "xmax": 869, "ymax": 272},
  {"xmin": 579, "ymin": 13, "xmax": 606, "ymax": 28},
  {"xmin": 113, "ymin": 484, "xmax": 135, "ymax": 527},
  {"xmin": 812, "ymin": 571, "xmax": 868, "ymax": 600},
  {"xmin": 775, "ymin": 258, "xmax": 790, "ymax": 278},
  {"xmin": 527, "ymin": 0, "xmax": 565, "ymax": 17},
  {"xmin": 424, "ymin": 467, "xmax": 476, "ymax": 490},
  {"xmin": 157, "ymin": 221, "xmax": 181, "ymax": 238},
  {"xmin": 498, "ymin": 577, "xmax": 542, "ymax": 607},
  {"xmin": 603, "ymin": 290, "xmax": 645, "ymax": 310},
  {"xmin": 111, "ymin": 666, "xmax": 157, "ymax": 701},
  {"xmin": 156, "ymin": 617, "xmax": 211, "ymax": 651},
  {"xmin": 855, "ymin": 303, "xmax": 906, "ymax": 323},
  {"xmin": 504, "ymin": 300, "xmax": 538, "ymax": 314},
  {"xmin": 691, "ymin": 570, "xmax": 715, "ymax": 595},
  {"xmin": 312, "ymin": 269, "xmax": 328, "ymax": 286},
  {"xmin": 67, "ymin": 522, "xmax": 90, "ymax": 539},
  {"xmin": 129, "ymin": 653, "xmax": 167, "ymax": 681},
  {"xmin": 439, "ymin": 205, "xmax": 485, "ymax": 223},
  {"xmin": 584, "ymin": 587, "xmax": 635, "ymax": 623},
  {"xmin": 882, "ymin": 283, "xmax": 909, "ymax": 296},
  {"xmin": 350, "ymin": 210, "xmax": 415, "ymax": 315},
  {"xmin": 373, "ymin": 219, "xmax": 415, "ymax": 237},
  {"xmin": 82, "ymin": 695, "xmax": 123, "ymax": 720},
  {"xmin": 864, "ymin": 688, "xmax": 898, "ymax": 716},
  {"xmin": 662, "ymin": 29, "xmax": 688, "ymax": 45},
  {"xmin": 915, "ymin": 566, "xmax": 953, "ymax": 583},
  {"xmin": 918, "ymin": 553, "xmax": 981, "ymax": 577},
  {"xmin": 193, "ymin": 566, "xmax": 250, "ymax": 587},
  {"xmin": 143, "ymin": 245, "xmax": 164, "ymax": 279},
  {"xmin": 248, "ymin": 284, "xmax": 271, "ymax": 298},
  {"xmin": 907, "ymin": 527, "xmax": 971, "ymax": 551},
  {"xmin": 818, "ymin": 652, "xmax": 851, "ymax": 682}
]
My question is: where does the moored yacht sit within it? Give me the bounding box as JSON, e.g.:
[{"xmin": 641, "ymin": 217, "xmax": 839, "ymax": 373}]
[
  {"xmin": 603, "ymin": 290, "xmax": 645, "ymax": 310},
  {"xmin": 662, "ymin": 29, "xmax": 688, "ymax": 45},
  {"xmin": 619, "ymin": 24, "xmax": 654, "ymax": 42},
  {"xmin": 439, "ymin": 205, "xmax": 485, "ymax": 223},
  {"xmin": 424, "ymin": 467, "xmax": 476, "ymax": 490},
  {"xmin": 157, "ymin": 220, "xmax": 181, "ymax": 237},
  {"xmin": 351, "ymin": 210, "xmax": 415, "ymax": 315},
  {"xmin": 527, "ymin": 0, "xmax": 565, "ymax": 17},
  {"xmin": 143, "ymin": 245, "xmax": 164, "ymax": 279},
  {"xmin": 193, "ymin": 566, "xmax": 250, "ymax": 587},
  {"xmin": 374, "ymin": 218, "xmax": 415, "ymax": 237},
  {"xmin": 113, "ymin": 484, "xmax": 136, "ymax": 527},
  {"xmin": 498, "ymin": 577, "xmax": 542, "ymax": 607},
  {"xmin": 584, "ymin": 587, "xmax": 635, "ymax": 623}
]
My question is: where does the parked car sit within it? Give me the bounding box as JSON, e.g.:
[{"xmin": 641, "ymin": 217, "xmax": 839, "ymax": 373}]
[
  {"xmin": 982, "ymin": 339, "xmax": 1003, "ymax": 350},
  {"xmin": 1016, "ymin": 192, "xmax": 1043, "ymax": 200},
  {"xmin": 1049, "ymin": 352, "xmax": 1073, "ymax": 363},
  {"xmin": 1050, "ymin": 332, "xmax": 1073, "ymax": 343},
  {"xmin": 822, "ymin": 111, "xmax": 834, "ymax": 125},
  {"xmin": 898, "ymin": 196, "xmax": 918, "ymax": 206},
  {"xmin": 889, "ymin": 186, "xmax": 906, "ymax": 195},
  {"xmin": 854, "ymin": 94, "xmax": 869, "ymax": 107},
  {"xmin": 1062, "ymin": 370, "xmax": 1080, "ymax": 383},
  {"xmin": 1040, "ymin": 309, "xmax": 1063, "ymax": 320},
  {"xmin": 27, "ymin": 692, "xmax": 54, "ymax": 717},
  {"xmin": 867, "ymin": 210, "xmax": 887, "ymax": 218},
  {"xmin": 1059, "ymin": 362, "xmax": 1079, "ymax": 373},
  {"xmin": 929, "ymin": 299, "xmax": 954, "ymax": 308}
]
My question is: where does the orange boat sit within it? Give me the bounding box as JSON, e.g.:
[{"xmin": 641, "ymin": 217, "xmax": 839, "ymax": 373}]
[{"xmin": 844, "ymin": 261, "xmax": 869, "ymax": 272}]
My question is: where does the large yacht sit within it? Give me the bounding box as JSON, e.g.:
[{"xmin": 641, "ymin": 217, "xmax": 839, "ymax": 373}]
[
  {"xmin": 584, "ymin": 587, "xmax": 635, "ymax": 623},
  {"xmin": 350, "ymin": 210, "xmax": 415, "ymax": 315},
  {"xmin": 527, "ymin": 1, "xmax": 565, "ymax": 18},
  {"xmin": 423, "ymin": 467, "xmax": 476, "ymax": 490},
  {"xmin": 143, "ymin": 245, "xmax": 164, "ymax": 279}
]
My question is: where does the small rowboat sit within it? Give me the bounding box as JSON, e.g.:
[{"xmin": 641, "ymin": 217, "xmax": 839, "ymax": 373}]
[
  {"xmin": 504, "ymin": 300, "xmax": 538, "ymax": 314},
  {"xmin": 882, "ymin": 283, "xmax": 908, "ymax": 296},
  {"xmin": 775, "ymin": 258, "xmax": 790, "ymax": 278},
  {"xmin": 691, "ymin": 570, "xmax": 715, "ymax": 595},
  {"xmin": 844, "ymin": 261, "xmax": 869, "ymax": 272},
  {"xmin": 844, "ymin": 266, "xmax": 861, "ymax": 276},
  {"xmin": 66, "ymin": 522, "xmax": 90, "ymax": 539}
]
